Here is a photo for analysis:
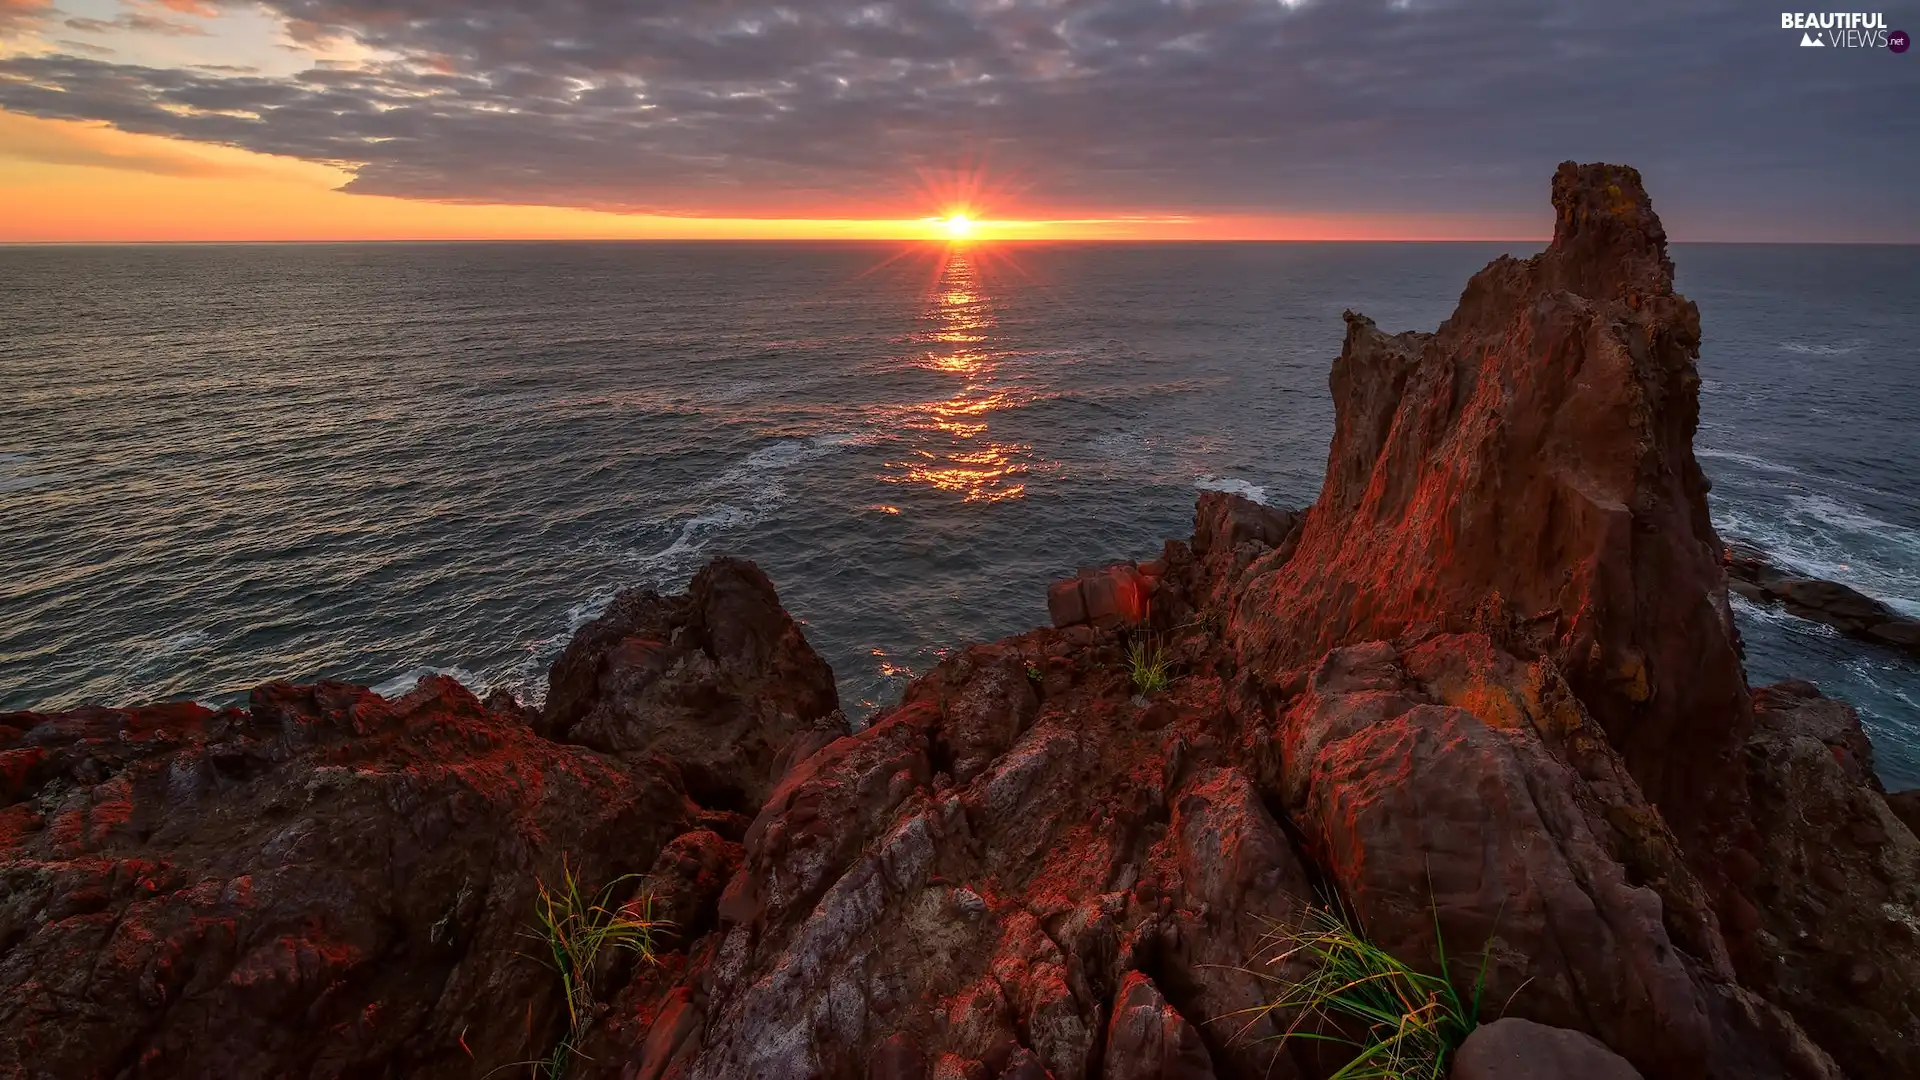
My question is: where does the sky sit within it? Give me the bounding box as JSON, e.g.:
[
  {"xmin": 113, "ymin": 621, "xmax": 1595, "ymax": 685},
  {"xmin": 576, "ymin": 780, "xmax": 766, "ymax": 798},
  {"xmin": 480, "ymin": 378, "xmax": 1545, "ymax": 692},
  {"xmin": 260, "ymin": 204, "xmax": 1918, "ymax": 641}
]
[{"xmin": 0, "ymin": 0, "xmax": 1915, "ymax": 241}]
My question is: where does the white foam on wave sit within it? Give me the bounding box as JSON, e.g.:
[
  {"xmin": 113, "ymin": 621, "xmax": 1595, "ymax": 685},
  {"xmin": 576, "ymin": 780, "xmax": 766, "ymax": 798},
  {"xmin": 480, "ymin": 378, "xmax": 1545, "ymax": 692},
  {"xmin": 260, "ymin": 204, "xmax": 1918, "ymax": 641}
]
[
  {"xmin": 372, "ymin": 665, "xmax": 486, "ymax": 701},
  {"xmin": 499, "ymin": 588, "xmax": 621, "ymax": 710},
  {"xmin": 1698, "ymin": 448, "xmax": 1806, "ymax": 479},
  {"xmin": 153, "ymin": 630, "xmax": 208, "ymax": 657},
  {"xmin": 1843, "ymin": 655, "xmax": 1920, "ymax": 713},
  {"xmin": 0, "ymin": 452, "xmax": 59, "ymax": 494},
  {"xmin": 1084, "ymin": 431, "xmax": 1155, "ymax": 477},
  {"xmin": 632, "ymin": 503, "xmax": 756, "ymax": 577},
  {"xmin": 125, "ymin": 629, "xmax": 211, "ymax": 674},
  {"xmin": 1728, "ymin": 591, "xmax": 1840, "ymax": 634},
  {"xmin": 1777, "ymin": 339, "xmax": 1866, "ymax": 356},
  {"xmin": 631, "ymin": 433, "xmax": 860, "ymax": 577},
  {"xmin": 501, "ymin": 433, "xmax": 865, "ymax": 708},
  {"xmin": 563, "ymin": 587, "xmax": 618, "ymax": 632},
  {"xmin": 1716, "ymin": 496, "xmax": 1920, "ymax": 617},
  {"xmin": 1195, "ymin": 476, "xmax": 1269, "ymax": 505},
  {"xmin": 1786, "ymin": 493, "xmax": 1919, "ymax": 551},
  {"xmin": 1699, "ymin": 446, "xmax": 1899, "ymax": 503}
]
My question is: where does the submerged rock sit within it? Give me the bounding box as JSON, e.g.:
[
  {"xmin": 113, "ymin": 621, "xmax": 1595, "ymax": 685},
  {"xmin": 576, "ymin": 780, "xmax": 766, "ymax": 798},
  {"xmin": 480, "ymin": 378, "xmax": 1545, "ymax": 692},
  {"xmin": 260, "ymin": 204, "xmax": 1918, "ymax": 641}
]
[{"xmin": 1724, "ymin": 541, "xmax": 1920, "ymax": 655}]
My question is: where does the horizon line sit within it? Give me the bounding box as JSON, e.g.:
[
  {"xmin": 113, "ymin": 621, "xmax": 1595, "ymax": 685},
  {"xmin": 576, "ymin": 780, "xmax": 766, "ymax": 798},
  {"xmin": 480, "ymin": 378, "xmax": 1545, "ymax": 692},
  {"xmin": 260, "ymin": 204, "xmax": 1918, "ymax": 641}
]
[{"xmin": 7, "ymin": 237, "xmax": 1917, "ymax": 247}]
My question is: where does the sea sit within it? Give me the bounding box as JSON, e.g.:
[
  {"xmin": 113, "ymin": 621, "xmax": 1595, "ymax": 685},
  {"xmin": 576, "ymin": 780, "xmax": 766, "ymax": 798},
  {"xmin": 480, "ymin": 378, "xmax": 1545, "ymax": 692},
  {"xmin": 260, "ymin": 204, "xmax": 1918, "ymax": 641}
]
[{"xmin": 2, "ymin": 241, "xmax": 1917, "ymax": 788}]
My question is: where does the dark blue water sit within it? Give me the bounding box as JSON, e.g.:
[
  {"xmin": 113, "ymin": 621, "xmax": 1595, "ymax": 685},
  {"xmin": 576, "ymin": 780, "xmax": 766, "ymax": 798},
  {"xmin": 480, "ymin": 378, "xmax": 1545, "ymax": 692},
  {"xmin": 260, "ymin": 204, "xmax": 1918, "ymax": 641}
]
[{"xmin": 2, "ymin": 242, "xmax": 1916, "ymax": 786}]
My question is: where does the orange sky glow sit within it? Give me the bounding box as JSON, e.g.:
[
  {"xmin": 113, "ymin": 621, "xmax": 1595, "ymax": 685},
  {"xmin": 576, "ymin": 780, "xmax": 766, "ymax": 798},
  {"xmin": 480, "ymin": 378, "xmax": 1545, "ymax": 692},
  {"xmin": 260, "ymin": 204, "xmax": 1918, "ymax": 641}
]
[{"xmin": 1, "ymin": 114, "xmax": 1540, "ymax": 244}]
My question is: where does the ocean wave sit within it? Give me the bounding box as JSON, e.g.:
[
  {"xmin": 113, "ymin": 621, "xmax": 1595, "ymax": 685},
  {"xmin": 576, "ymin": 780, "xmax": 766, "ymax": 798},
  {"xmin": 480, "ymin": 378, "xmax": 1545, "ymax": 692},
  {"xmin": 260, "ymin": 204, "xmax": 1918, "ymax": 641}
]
[
  {"xmin": 1698, "ymin": 447, "xmax": 1807, "ymax": 478},
  {"xmin": 371, "ymin": 665, "xmax": 486, "ymax": 700},
  {"xmin": 1699, "ymin": 446, "xmax": 1903, "ymax": 503},
  {"xmin": 1784, "ymin": 493, "xmax": 1920, "ymax": 553},
  {"xmin": 658, "ymin": 433, "xmax": 860, "ymax": 568},
  {"xmin": 495, "ymin": 433, "xmax": 864, "ymax": 709},
  {"xmin": 632, "ymin": 503, "xmax": 756, "ymax": 577},
  {"xmin": 141, "ymin": 630, "xmax": 209, "ymax": 662},
  {"xmin": 493, "ymin": 587, "xmax": 620, "ymax": 709},
  {"xmin": 1728, "ymin": 591, "xmax": 1840, "ymax": 633},
  {"xmin": 1195, "ymin": 476, "xmax": 1269, "ymax": 504},
  {"xmin": 542, "ymin": 378, "xmax": 782, "ymax": 417},
  {"xmin": 0, "ymin": 452, "xmax": 59, "ymax": 494},
  {"xmin": 1777, "ymin": 339, "xmax": 1867, "ymax": 356},
  {"xmin": 1844, "ymin": 655, "xmax": 1920, "ymax": 714},
  {"xmin": 1087, "ymin": 429, "xmax": 1153, "ymax": 464},
  {"xmin": 1716, "ymin": 498, "xmax": 1920, "ymax": 617}
]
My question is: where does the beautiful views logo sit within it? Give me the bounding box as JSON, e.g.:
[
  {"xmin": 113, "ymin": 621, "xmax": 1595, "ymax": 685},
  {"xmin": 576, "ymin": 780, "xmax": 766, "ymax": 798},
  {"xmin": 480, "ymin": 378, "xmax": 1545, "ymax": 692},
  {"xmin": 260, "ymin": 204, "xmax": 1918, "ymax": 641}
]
[{"xmin": 1781, "ymin": 11, "xmax": 1908, "ymax": 48}]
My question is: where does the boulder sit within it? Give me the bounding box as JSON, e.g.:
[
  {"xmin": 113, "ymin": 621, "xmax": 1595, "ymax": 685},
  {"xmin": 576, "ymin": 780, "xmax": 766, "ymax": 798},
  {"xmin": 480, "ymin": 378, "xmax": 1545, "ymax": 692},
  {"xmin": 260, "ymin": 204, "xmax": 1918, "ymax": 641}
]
[
  {"xmin": 1264, "ymin": 636, "xmax": 1832, "ymax": 1080},
  {"xmin": 0, "ymin": 681, "xmax": 685, "ymax": 1079},
  {"xmin": 1103, "ymin": 971, "xmax": 1217, "ymax": 1080},
  {"xmin": 1743, "ymin": 681, "xmax": 1920, "ymax": 1079},
  {"xmin": 1188, "ymin": 493, "xmax": 1304, "ymax": 613},
  {"xmin": 541, "ymin": 556, "xmax": 845, "ymax": 810},
  {"xmin": 1048, "ymin": 577, "xmax": 1090, "ymax": 628},
  {"xmin": 1888, "ymin": 789, "xmax": 1920, "ymax": 837},
  {"xmin": 1229, "ymin": 162, "xmax": 1761, "ymax": 960},
  {"xmin": 1452, "ymin": 1018, "xmax": 1644, "ymax": 1080},
  {"xmin": 1867, "ymin": 619, "xmax": 1920, "ymax": 649},
  {"xmin": 0, "ymin": 560, "xmax": 836, "ymax": 1080},
  {"xmin": 1193, "ymin": 491, "xmax": 1301, "ymax": 557},
  {"xmin": 1047, "ymin": 565, "xmax": 1155, "ymax": 629},
  {"xmin": 1083, "ymin": 565, "xmax": 1154, "ymax": 627}
]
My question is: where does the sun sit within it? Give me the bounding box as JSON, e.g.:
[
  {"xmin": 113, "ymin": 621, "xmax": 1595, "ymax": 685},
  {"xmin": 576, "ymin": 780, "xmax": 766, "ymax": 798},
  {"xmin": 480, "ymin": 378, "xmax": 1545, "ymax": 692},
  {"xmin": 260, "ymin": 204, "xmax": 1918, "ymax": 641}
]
[{"xmin": 943, "ymin": 213, "xmax": 974, "ymax": 240}]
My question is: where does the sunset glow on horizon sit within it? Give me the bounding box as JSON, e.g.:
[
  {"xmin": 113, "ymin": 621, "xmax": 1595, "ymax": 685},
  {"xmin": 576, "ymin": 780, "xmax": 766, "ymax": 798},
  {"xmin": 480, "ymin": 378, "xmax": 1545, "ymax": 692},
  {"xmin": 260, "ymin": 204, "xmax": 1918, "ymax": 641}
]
[
  {"xmin": 0, "ymin": 114, "xmax": 1557, "ymax": 243},
  {"xmin": 1, "ymin": 1, "xmax": 1911, "ymax": 242}
]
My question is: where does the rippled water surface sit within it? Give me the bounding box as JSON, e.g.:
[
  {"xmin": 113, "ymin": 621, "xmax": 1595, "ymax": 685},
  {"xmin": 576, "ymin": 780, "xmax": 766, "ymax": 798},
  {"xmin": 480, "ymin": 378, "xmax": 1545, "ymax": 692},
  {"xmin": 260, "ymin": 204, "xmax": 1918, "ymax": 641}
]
[{"xmin": 3, "ymin": 241, "xmax": 1916, "ymax": 786}]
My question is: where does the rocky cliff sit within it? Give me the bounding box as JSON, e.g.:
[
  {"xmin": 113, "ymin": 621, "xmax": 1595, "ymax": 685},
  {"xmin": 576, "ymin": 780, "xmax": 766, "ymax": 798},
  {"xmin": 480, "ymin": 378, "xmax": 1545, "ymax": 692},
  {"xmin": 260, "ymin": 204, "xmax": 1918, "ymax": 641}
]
[{"xmin": 3, "ymin": 164, "xmax": 1916, "ymax": 1080}]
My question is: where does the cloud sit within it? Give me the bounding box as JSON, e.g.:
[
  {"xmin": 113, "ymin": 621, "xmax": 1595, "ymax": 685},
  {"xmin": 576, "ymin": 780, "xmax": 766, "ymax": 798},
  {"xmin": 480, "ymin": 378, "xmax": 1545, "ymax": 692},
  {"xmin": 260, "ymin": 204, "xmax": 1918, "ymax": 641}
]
[
  {"xmin": 0, "ymin": 0, "xmax": 51, "ymax": 32},
  {"xmin": 55, "ymin": 40, "xmax": 119, "ymax": 57},
  {"xmin": 0, "ymin": 0, "xmax": 1914, "ymax": 235},
  {"xmin": 64, "ymin": 12, "xmax": 212, "ymax": 36},
  {"xmin": 0, "ymin": 111, "xmax": 262, "ymax": 177}
]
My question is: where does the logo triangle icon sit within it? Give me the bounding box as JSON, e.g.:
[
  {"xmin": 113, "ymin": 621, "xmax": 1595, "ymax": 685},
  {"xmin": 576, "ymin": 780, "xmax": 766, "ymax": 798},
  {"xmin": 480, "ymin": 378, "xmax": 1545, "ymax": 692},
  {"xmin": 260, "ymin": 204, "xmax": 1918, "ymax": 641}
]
[{"xmin": 1800, "ymin": 31, "xmax": 1824, "ymax": 45}]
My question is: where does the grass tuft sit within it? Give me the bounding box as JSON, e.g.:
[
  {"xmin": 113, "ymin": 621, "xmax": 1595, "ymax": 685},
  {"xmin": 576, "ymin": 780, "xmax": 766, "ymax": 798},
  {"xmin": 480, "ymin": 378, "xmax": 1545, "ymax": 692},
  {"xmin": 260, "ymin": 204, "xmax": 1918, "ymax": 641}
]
[
  {"xmin": 526, "ymin": 858, "xmax": 666, "ymax": 1079},
  {"xmin": 1127, "ymin": 636, "xmax": 1172, "ymax": 695},
  {"xmin": 1251, "ymin": 903, "xmax": 1493, "ymax": 1080}
]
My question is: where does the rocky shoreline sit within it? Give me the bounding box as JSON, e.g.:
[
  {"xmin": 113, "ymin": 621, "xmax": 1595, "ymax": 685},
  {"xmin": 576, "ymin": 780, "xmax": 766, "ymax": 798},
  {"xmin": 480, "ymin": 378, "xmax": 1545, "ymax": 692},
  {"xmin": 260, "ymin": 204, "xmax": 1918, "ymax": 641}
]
[
  {"xmin": 1723, "ymin": 542, "xmax": 1920, "ymax": 656},
  {"xmin": 4, "ymin": 164, "xmax": 1917, "ymax": 1080}
]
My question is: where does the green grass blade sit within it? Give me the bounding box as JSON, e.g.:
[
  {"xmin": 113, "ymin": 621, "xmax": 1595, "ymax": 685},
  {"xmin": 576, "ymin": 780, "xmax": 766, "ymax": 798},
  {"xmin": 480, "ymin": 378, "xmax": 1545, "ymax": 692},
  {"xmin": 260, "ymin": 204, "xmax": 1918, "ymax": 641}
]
[{"xmin": 1250, "ymin": 901, "xmax": 1508, "ymax": 1080}]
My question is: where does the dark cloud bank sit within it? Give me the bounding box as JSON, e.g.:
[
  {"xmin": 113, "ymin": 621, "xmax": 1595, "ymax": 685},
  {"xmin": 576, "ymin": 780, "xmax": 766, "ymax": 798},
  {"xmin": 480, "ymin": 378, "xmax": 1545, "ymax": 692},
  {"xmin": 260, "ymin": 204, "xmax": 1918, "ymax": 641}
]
[{"xmin": 2, "ymin": 0, "xmax": 1915, "ymax": 236}]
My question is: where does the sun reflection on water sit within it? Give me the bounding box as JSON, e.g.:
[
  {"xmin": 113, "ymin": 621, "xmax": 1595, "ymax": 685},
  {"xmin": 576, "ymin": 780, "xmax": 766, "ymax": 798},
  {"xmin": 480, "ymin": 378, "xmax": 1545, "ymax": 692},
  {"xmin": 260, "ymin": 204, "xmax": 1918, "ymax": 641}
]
[{"xmin": 880, "ymin": 248, "xmax": 1036, "ymax": 503}]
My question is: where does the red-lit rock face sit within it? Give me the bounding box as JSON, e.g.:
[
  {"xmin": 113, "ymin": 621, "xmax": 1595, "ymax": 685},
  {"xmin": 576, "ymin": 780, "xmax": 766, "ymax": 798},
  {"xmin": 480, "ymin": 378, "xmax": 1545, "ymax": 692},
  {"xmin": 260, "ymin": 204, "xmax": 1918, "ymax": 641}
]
[
  {"xmin": 540, "ymin": 556, "xmax": 844, "ymax": 810},
  {"xmin": 1229, "ymin": 162, "xmax": 1756, "ymax": 948},
  {"xmin": 0, "ymin": 560, "xmax": 844, "ymax": 1080}
]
